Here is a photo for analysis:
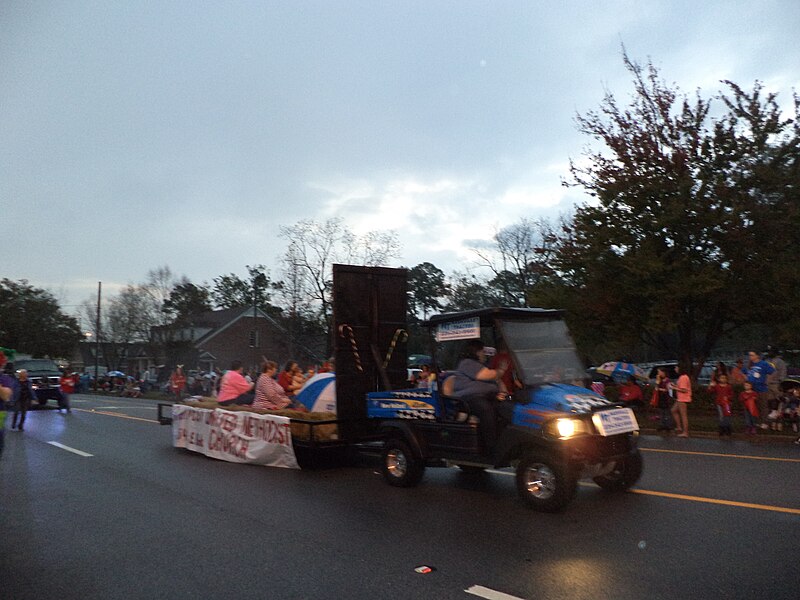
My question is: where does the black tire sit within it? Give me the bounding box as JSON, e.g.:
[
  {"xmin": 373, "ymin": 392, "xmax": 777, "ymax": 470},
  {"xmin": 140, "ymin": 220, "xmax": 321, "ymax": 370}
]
[
  {"xmin": 36, "ymin": 396, "xmax": 47, "ymax": 407},
  {"xmin": 515, "ymin": 452, "xmax": 577, "ymax": 512},
  {"xmin": 593, "ymin": 450, "xmax": 643, "ymax": 492},
  {"xmin": 381, "ymin": 438, "xmax": 424, "ymax": 488}
]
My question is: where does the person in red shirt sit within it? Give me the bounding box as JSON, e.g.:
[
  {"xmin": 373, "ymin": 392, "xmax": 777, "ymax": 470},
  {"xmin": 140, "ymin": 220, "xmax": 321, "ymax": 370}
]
[
  {"xmin": 739, "ymin": 381, "xmax": 759, "ymax": 434},
  {"xmin": 59, "ymin": 370, "xmax": 75, "ymax": 413},
  {"xmin": 253, "ymin": 360, "xmax": 306, "ymax": 411},
  {"xmin": 489, "ymin": 349, "xmax": 521, "ymax": 398},
  {"xmin": 618, "ymin": 377, "xmax": 644, "ymax": 412},
  {"xmin": 728, "ymin": 358, "xmax": 747, "ymax": 385},
  {"xmin": 277, "ymin": 361, "xmax": 303, "ymax": 397},
  {"xmin": 708, "ymin": 373, "xmax": 733, "ymax": 436},
  {"xmin": 169, "ymin": 367, "xmax": 187, "ymax": 401}
]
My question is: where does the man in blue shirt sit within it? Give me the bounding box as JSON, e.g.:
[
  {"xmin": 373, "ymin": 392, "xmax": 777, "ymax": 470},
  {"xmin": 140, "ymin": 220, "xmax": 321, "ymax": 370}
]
[{"xmin": 743, "ymin": 350, "xmax": 775, "ymax": 429}]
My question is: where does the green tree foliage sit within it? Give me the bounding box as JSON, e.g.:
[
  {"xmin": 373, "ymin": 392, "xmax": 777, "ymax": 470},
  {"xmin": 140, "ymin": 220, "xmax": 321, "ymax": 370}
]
[
  {"xmin": 162, "ymin": 282, "xmax": 213, "ymax": 324},
  {"xmin": 408, "ymin": 262, "xmax": 449, "ymax": 320},
  {"xmin": 443, "ymin": 272, "xmax": 505, "ymax": 312},
  {"xmin": 559, "ymin": 54, "xmax": 800, "ymax": 371},
  {"xmin": 0, "ymin": 279, "xmax": 83, "ymax": 358},
  {"xmin": 211, "ymin": 264, "xmax": 282, "ymax": 317}
]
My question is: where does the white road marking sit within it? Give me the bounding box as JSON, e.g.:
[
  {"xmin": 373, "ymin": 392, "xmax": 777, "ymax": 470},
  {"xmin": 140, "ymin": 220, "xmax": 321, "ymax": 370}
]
[
  {"xmin": 465, "ymin": 585, "xmax": 525, "ymax": 600},
  {"xmin": 47, "ymin": 442, "xmax": 93, "ymax": 457}
]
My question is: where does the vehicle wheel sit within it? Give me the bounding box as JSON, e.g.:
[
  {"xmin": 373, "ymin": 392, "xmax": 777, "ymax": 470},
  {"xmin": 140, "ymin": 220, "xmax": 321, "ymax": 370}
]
[
  {"xmin": 381, "ymin": 438, "xmax": 424, "ymax": 488},
  {"xmin": 516, "ymin": 452, "xmax": 577, "ymax": 512},
  {"xmin": 37, "ymin": 396, "xmax": 47, "ymax": 407},
  {"xmin": 593, "ymin": 451, "xmax": 643, "ymax": 492}
]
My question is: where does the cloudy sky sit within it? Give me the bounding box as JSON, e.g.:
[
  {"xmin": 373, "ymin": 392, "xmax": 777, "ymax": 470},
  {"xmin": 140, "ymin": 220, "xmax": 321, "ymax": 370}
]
[{"xmin": 3, "ymin": 0, "xmax": 798, "ymax": 315}]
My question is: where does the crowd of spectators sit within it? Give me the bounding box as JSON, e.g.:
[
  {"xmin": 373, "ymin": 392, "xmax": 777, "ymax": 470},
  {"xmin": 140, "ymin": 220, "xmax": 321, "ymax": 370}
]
[{"xmin": 610, "ymin": 350, "xmax": 799, "ymax": 441}]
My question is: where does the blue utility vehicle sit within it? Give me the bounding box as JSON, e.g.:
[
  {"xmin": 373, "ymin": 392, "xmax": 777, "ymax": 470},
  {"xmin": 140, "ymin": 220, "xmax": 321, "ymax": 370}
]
[{"xmin": 368, "ymin": 307, "xmax": 642, "ymax": 512}]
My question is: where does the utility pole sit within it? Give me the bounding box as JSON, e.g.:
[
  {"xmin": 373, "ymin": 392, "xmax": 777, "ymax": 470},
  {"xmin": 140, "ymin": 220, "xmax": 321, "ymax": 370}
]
[
  {"xmin": 252, "ymin": 282, "xmax": 258, "ymax": 374},
  {"xmin": 94, "ymin": 281, "xmax": 101, "ymax": 391}
]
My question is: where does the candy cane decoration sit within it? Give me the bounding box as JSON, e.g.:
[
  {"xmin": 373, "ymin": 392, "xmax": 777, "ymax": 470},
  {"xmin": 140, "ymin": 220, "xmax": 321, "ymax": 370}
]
[
  {"xmin": 383, "ymin": 328, "xmax": 409, "ymax": 369},
  {"xmin": 338, "ymin": 324, "xmax": 363, "ymax": 372}
]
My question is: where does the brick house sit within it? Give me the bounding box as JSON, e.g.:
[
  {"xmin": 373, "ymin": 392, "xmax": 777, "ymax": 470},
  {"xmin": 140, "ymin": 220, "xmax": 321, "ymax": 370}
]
[{"xmin": 151, "ymin": 306, "xmax": 293, "ymax": 375}]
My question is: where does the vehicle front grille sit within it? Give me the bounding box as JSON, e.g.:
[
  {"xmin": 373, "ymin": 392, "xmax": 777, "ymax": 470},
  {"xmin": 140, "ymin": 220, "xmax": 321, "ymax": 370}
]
[{"xmin": 568, "ymin": 433, "xmax": 633, "ymax": 462}]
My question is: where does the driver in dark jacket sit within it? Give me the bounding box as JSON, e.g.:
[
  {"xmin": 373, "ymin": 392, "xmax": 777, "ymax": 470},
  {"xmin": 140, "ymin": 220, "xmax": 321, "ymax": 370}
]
[{"xmin": 451, "ymin": 339, "xmax": 511, "ymax": 451}]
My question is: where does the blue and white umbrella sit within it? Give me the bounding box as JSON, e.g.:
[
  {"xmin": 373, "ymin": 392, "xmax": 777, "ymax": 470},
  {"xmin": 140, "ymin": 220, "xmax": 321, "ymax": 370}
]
[
  {"xmin": 595, "ymin": 361, "xmax": 648, "ymax": 382},
  {"xmin": 295, "ymin": 373, "xmax": 336, "ymax": 414},
  {"xmin": 106, "ymin": 370, "xmax": 125, "ymax": 378}
]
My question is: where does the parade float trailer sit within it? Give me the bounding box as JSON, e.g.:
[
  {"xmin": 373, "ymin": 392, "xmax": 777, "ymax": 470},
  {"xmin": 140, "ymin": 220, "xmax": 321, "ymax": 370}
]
[{"xmin": 161, "ymin": 264, "xmax": 642, "ymax": 511}]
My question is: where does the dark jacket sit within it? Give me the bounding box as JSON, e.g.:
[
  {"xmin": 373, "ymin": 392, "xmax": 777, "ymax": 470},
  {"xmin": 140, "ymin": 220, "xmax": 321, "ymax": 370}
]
[{"xmin": 12, "ymin": 378, "xmax": 36, "ymax": 405}]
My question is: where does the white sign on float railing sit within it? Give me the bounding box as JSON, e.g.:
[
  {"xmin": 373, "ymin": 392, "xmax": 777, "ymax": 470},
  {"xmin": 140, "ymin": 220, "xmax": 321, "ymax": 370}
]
[
  {"xmin": 434, "ymin": 317, "xmax": 480, "ymax": 342},
  {"xmin": 172, "ymin": 405, "xmax": 300, "ymax": 469}
]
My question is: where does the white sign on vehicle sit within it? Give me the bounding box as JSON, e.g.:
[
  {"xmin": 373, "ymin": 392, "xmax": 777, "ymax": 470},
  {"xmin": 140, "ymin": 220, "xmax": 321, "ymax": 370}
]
[
  {"xmin": 591, "ymin": 407, "xmax": 639, "ymax": 437},
  {"xmin": 435, "ymin": 317, "xmax": 480, "ymax": 342}
]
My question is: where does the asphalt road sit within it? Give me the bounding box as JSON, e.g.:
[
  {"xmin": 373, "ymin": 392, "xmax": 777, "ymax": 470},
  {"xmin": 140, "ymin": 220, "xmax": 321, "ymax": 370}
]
[{"xmin": 1, "ymin": 394, "xmax": 799, "ymax": 600}]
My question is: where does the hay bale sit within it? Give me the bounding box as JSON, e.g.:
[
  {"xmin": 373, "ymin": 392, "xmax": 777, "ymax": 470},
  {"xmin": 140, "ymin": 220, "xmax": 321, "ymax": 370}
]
[{"xmin": 286, "ymin": 411, "xmax": 338, "ymax": 442}]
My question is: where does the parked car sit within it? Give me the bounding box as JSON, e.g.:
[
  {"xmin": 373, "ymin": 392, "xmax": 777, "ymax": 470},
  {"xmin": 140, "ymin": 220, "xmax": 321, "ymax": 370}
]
[{"xmin": 645, "ymin": 362, "xmax": 715, "ymax": 385}]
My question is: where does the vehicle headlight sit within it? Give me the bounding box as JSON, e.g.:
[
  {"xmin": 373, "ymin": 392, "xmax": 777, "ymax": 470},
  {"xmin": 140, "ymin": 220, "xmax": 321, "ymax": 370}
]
[
  {"xmin": 556, "ymin": 418, "xmax": 576, "ymax": 438},
  {"xmin": 547, "ymin": 417, "xmax": 587, "ymax": 439}
]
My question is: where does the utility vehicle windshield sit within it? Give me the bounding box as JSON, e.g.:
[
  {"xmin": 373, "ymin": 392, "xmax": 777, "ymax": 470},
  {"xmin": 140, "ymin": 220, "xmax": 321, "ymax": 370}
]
[{"xmin": 497, "ymin": 319, "xmax": 585, "ymax": 386}]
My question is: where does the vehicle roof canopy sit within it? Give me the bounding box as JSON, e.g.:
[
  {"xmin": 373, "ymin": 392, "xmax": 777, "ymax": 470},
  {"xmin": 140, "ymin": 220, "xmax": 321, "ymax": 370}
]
[{"xmin": 425, "ymin": 307, "xmax": 564, "ymax": 328}]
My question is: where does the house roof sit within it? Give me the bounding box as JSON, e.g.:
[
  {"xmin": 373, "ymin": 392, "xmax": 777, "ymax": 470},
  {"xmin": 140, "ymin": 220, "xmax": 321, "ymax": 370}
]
[{"xmin": 193, "ymin": 306, "xmax": 286, "ymax": 347}]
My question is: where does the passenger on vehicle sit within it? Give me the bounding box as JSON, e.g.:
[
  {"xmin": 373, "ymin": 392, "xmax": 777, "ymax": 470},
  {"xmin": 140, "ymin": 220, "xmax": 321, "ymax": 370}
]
[
  {"xmin": 450, "ymin": 339, "xmax": 512, "ymax": 451},
  {"xmin": 218, "ymin": 360, "xmax": 255, "ymax": 406},
  {"xmin": 416, "ymin": 364, "xmax": 435, "ymax": 389},
  {"xmin": 278, "ymin": 361, "xmax": 304, "ymax": 397},
  {"xmin": 490, "ymin": 341, "xmax": 522, "ymax": 398},
  {"xmin": 253, "ymin": 360, "xmax": 305, "ymax": 411}
]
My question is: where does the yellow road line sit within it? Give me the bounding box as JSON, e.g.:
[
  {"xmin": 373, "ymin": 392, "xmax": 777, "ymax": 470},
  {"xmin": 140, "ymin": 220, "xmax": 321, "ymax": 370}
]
[
  {"xmin": 73, "ymin": 407, "xmax": 159, "ymax": 424},
  {"xmin": 494, "ymin": 470, "xmax": 799, "ymax": 515},
  {"xmin": 628, "ymin": 487, "xmax": 800, "ymax": 516},
  {"xmin": 641, "ymin": 447, "xmax": 800, "ymax": 463}
]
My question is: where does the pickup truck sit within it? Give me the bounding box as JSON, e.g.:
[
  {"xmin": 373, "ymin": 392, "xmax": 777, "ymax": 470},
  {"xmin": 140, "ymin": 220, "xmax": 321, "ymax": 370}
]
[{"xmin": 11, "ymin": 358, "xmax": 63, "ymax": 406}]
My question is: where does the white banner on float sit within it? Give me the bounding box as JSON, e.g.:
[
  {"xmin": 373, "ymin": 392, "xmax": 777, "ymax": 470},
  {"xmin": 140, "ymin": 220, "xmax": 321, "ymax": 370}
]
[{"xmin": 172, "ymin": 405, "xmax": 300, "ymax": 469}]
